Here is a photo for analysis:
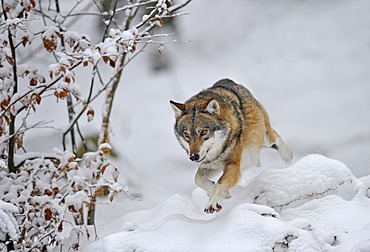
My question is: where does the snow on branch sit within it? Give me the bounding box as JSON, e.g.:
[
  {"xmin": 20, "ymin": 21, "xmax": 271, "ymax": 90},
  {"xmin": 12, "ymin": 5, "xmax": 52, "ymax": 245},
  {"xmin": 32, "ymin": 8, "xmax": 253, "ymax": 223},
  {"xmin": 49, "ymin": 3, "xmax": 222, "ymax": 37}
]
[
  {"xmin": 0, "ymin": 0, "xmax": 191, "ymax": 250},
  {"xmin": 0, "ymin": 144, "xmax": 127, "ymax": 250},
  {"xmin": 0, "ymin": 200, "xmax": 19, "ymax": 241}
]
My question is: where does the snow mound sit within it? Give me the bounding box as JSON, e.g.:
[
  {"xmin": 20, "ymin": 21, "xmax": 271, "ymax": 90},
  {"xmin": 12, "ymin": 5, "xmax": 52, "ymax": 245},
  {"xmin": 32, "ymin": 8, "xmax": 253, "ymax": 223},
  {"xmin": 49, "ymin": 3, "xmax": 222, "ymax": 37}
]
[
  {"xmin": 245, "ymin": 154, "xmax": 359, "ymax": 210},
  {"xmin": 85, "ymin": 198, "xmax": 320, "ymax": 252},
  {"xmin": 83, "ymin": 155, "xmax": 370, "ymax": 251}
]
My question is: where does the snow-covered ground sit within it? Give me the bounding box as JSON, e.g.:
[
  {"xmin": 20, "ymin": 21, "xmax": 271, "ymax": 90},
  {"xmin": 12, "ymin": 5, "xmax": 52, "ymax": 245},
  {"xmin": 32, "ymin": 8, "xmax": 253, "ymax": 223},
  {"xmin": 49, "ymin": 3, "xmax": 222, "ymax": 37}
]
[
  {"xmin": 23, "ymin": 0, "xmax": 370, "ymax": 250},
  {"xmin": 84, "ymin": 155, "xmax": 370, "ymax": 251}
]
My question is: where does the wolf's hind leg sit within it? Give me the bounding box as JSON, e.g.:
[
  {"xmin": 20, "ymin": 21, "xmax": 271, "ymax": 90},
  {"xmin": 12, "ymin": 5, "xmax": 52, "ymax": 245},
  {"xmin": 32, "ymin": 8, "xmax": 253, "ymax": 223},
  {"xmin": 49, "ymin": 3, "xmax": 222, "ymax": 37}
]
[
  {"xmin": 244, "ymin": 148, "xmax": 261, "ymax": 167},
  {"xmin": 265, "ymin": 128, "xmax": 293, "ymax": 163}
]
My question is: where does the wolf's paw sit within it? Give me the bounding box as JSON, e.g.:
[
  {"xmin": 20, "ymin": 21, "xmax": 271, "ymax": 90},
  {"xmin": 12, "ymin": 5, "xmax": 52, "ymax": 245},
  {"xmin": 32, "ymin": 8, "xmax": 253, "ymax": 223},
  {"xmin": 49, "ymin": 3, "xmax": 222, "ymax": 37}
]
[{"xmin": 204, "ymin": 202, "xmax": 222, "ymax": 214}]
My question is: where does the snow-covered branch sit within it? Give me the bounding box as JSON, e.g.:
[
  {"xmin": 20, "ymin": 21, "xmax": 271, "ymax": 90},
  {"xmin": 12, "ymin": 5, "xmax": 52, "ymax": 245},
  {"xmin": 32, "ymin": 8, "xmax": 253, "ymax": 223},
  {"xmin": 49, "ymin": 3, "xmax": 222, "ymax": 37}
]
[
  {"xmin": 0, "ymin": 0, "xmax": 191, "ymax": 249},
  {"xmin": 0, "ymin": 200, "xmax": 18, "ymax": 241},
  {"xmin": 0, "ymin": 144, "xmax": 125, "ymax": 250}
]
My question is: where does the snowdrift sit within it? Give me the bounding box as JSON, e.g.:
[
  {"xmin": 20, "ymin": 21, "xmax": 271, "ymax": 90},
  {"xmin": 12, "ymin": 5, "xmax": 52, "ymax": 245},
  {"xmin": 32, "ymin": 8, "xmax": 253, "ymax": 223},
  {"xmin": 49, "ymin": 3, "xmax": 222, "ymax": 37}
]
[{"xmin": 83, "ymin": 155, "xmax": 370, "ymax": 251}]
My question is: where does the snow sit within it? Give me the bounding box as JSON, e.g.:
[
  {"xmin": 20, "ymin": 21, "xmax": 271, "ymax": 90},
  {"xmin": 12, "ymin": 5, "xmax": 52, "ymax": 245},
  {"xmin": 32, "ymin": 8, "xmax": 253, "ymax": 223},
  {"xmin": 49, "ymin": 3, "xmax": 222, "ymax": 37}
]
[
  {"xmin": 99, "ymin": 143, "xmax": 112, "ymax": 152},
  {"xmin": 65, "ymin": 191, "xmax": 89, "ymax": 210},
  {"xmin": 14, "ymin": 0, "xmax": 370, "ymax": 250},
  {"xmin": 0, "ymin": 201, "xmax": 18, "ymax": 214},
  {"xmin": 244, "ymin": 154, "xmax": 358, "ymax": 210},
  {"xmin": 81, "ymin": 0, "xmax": 370, "ymax": 250},
  {"xmin": 352, "ymin": 240, "xmax": 370, "ymax": 252},
  {"xmin": 0, "ymin": 200, "xmax": 18, "ymax": 240},
  {"xmin": 84, "ymin": 155, "xmax": 370, "ymax": 251},
  {"xmin": 142, "ymin": 14, "xmax": 150, "ymax": 23},
  {"xmin": 42, "ymin": 26, "xmax": 60, "ymax": 39}
]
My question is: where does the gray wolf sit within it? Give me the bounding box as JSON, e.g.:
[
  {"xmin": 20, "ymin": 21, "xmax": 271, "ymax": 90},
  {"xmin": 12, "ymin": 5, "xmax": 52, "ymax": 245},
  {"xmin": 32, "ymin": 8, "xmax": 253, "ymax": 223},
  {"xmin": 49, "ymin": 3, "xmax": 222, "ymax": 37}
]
[{"xmin": 170, "ymin": 79, "xmax": 293, "ymax": 214}]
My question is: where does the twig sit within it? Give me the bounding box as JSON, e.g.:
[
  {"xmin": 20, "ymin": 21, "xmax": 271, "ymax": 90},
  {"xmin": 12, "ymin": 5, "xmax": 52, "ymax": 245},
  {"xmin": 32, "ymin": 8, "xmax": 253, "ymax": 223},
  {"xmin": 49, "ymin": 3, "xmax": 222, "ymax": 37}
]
[
  {"xmin": 61, "ymin": 0, "xmax": 85, "ymax": 24},
  {"xmin": 67, "ymin": 0, "xmax": 158, "ymax": 18},
  {"xmin": 0, "ymin": 112, "xmax": 55, "ymax": 147},
  {"xmin": 168, "ymin": 0, "xmax": 192, "ymax": 13},
  {"xmin": 101, "ymin": 0, "xmax": 118, "ymax": 41}
]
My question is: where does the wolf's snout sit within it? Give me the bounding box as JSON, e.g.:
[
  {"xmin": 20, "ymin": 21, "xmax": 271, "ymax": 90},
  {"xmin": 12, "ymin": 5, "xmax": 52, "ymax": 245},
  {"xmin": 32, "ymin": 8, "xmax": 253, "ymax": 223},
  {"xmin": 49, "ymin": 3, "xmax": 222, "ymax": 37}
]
[{"xmin": 189, "ymin": 153, "xmax": 200, "ymax": 162}]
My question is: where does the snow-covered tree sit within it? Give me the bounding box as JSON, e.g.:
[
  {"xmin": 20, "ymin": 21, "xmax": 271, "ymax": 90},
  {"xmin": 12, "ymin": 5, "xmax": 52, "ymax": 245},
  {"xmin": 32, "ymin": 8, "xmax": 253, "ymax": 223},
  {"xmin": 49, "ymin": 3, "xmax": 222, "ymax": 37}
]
[{"xmin": 0, "ymin": 0, "xmax": 190, "ymax": 250}]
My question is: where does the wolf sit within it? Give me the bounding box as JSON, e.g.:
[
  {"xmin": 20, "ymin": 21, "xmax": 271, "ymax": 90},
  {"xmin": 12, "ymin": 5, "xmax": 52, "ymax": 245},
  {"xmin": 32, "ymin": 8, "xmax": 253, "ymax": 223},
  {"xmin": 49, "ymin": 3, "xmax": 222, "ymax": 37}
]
[{"xmin": 170, "ymin": 79, "xmax": 293, "ymax": 214}]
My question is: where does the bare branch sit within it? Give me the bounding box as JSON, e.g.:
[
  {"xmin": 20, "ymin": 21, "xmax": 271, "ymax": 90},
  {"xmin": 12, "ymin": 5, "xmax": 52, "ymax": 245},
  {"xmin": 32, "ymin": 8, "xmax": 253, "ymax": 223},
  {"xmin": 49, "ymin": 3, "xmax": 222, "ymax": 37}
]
[
  {"xmin": 168, "ymin": 0, "xmax": 192, "ymax": 13},
  {"xmin": 66, "ymin": 0, "xmax": 158, "ymax": 18}
]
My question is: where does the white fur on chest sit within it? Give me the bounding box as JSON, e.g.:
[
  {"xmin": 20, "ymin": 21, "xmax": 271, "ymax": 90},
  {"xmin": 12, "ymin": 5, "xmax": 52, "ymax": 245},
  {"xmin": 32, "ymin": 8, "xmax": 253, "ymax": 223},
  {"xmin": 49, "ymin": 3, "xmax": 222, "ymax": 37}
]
[{"xmin": 202, "ymin": 129, "xmax": 230, "ymax": 161}]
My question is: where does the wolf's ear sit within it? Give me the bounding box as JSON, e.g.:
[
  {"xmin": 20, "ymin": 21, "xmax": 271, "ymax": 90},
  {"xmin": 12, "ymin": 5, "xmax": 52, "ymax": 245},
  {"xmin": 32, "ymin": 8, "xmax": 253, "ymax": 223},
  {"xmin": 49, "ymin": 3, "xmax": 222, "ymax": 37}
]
[
  {"xmin": 170, "ymin": 100, "xmax": 186, "ymax": 117},
  {"xmin": 206, "ymin": 99, "xmax": 220, "ymax": 114}
]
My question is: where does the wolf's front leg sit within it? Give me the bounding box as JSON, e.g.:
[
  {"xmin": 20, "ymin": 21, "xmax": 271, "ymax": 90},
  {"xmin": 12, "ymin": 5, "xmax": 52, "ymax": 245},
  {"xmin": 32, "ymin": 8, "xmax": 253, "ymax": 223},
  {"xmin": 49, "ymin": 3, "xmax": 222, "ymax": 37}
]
[
  {"xmin": 204, "ymin": 162, "xmax": 241, "ymax": 214},
  {"xmin": 195, "ymin": 168, "xmax": 216, "ymax": 196}
]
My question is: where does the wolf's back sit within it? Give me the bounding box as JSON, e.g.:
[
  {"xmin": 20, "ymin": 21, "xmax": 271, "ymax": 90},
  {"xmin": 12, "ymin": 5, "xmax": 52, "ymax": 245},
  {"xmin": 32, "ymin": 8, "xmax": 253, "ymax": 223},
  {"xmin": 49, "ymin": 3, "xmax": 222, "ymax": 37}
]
[
  {"xmin": 212, "ymin": 78, "xmax": 257, "ymax": 105},
  {"xmin": 186, "ymin": 79, "xmax": 256, "ymax": 108}
]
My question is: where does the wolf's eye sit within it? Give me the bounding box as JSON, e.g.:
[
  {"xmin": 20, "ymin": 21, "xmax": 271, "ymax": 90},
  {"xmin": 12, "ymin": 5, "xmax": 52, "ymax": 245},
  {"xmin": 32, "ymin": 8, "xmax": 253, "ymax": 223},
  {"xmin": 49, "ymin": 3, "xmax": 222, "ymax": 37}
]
[
  {"xmin": 200, "ymin": 130, "xmax": 208, "ymax": 136},
  {"xmin": 182, "ymin": 132, "xmax": 190, "ymax": 141}
]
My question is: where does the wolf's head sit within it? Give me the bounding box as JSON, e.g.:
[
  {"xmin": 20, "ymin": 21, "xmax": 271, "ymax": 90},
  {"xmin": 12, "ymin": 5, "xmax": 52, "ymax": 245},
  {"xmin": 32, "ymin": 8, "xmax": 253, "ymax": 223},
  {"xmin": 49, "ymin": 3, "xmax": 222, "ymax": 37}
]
[{"xmin": 170, "ymin": 99, "xmax": 230, "ymax": 164}]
